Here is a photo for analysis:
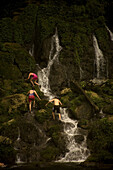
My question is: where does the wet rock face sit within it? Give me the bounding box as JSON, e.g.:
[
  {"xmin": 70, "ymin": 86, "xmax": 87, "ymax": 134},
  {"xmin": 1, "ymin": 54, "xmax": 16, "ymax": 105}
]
[
  {"xmin": 34, "ymin": 37, "xmax": 52, "ymax": 68},
  {"xmin": 12, "ymin": 111, "xmax": 66, "ymax": 163},
  {"xmin": 14, "ymin": 113, "xmax": 49, "ymax": 162},
  {"xmin": 74, "ymin": 102, "xmax": 92, "ymax": 120},
  {"xmin": 49, "ymin": 62, "xmax": 67, "ymax": 94},
  {"xmin": 74, "ymin": 135, "xmax": 84, "ymax": 144},
  {"xmin": 1, "ymin": 94, "xmax": 27, "ymax": 114},
  {"xmin": 0, "ymin": 43, "xmax": 36, "ymax": 80},
  {"xmin": 36, "ymin": 36, "xmax": 94, "ymax": 95}
]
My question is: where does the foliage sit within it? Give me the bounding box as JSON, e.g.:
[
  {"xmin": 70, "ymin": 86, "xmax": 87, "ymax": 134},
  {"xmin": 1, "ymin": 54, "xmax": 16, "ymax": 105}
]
[
  {"xmin": 0, "ymin": 0, "xmax": 113, "ymax": 165},
  {"xmin": 87, "ymin": 118, "xmax": 113, "ymax": 162},
  {"xmin": 35, "ymin": 109, "xmax": 51, "ymax": 124},
  {"xmin": 40, "ymin": 146, "xmax": 59, "ymax": 161},
  {"xmin": 17, "ymin": 4, "xmax": 38, "ymax": 45},
  {"xmin": 0, "ymin": 142, "xmax": 16, "ymax": 164},
  {"xmin": 0, "ymin": 43, "xmax": 36, "ymax": 80},
  {"xmin": 0, "ymin": 18, "xmax": 22, "ymax": 44}
]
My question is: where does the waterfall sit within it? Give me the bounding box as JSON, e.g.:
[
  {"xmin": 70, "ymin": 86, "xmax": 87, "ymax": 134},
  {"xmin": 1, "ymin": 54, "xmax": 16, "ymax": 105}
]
[
  {"xmin": 29, "ymin": 44, "xmax": 34, "ymax": 56},
  {"xmin": 36, "ymin": 29, "xmax": 90, "ymax": 163},
  {"xmin": 57, "ymin": 108, "xmax": 90, "ymax": 163},
  {"xmin": 106, "ymin": 26, "xmax": 113, "ymax": 41},
  {"xmin": 37, "ymin": 28, "xmax": 62, "ymax": 99},
  {"xmin": 14, "ymin": 127, "xmax": 26, "ymax": 164},
  {"xmin": 80, "ymin": 66, "xmax": 84, "ymax": 80},
  {"xmin": 93, "ymin": 35, "xmax": 107, "ymax": 79}
]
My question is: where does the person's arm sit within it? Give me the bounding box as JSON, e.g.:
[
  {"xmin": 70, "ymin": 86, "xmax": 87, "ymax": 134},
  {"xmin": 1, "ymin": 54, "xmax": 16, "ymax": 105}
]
[
  {"xmin": 45, "ymin": 99, "xmax": 53, "ymax": 106},
  {"xmin": 27, "ymin": 73, "xmax": 32, "ymax": 80},
  {"xmin": 27, "ymin": 90, "xmax": 30, "ymax": 95},
  {"xmin": 34, "ymin": 91, "xmax": 41, "ymax": 100},
  {"xmin": 59, "ymin": 100, "xmax": 62, "ymax": 105}
]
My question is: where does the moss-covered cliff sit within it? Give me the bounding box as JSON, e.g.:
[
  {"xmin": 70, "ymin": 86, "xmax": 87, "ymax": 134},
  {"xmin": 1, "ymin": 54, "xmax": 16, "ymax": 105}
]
[{"xmin": 0, "ymin": 0, "xmax": 113, "ymax": 167}]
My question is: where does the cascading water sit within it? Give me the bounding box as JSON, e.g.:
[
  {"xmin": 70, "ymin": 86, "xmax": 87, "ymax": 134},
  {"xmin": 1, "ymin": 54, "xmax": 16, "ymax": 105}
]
[
  {"xmin": 80, "ymin": 66, "xmax": 84, "ymax": 80},
  {"xmin": 56, "ymin": 108, "xmax": 90, "ymax": 163},
  {"xmin": 106, "ymin": 26, "xmax": 113, "ymax": 41},
  {"xmin": 29, "ymin": 44, "xmax": 34, "ymax": 56},
  {"xmin": 14, "ymin": 127, "xmax": 26, "ymax": 164},
  {"xmin": 37, "ymin": 28, "xmax": 62, "ymax": 99},
  {"xmin": 37, "ymin": 29, "xmax": 90, "ymax": 163},
  {"xmin": 93, "ymin": 35, "xmax": 107, "ymax": 80}
]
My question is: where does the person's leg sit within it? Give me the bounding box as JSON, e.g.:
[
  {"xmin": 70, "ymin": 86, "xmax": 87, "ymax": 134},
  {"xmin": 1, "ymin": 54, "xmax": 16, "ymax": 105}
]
[
  {"xmin": 30, "ymin": 78, "xmax": 34, "ymax": 86},
  {"xmin": 29, "ymin": 101, "xmax": 32, "ymax": 113},
  {"xmin": 34, "ymin": 80, "xmax": 39, "ymax": 86},
  {"xmin": 52, "ymin": 112, "xmax": 55, "ymax": 120},
  {"xmin": 58, "ymin": 114, "xmax": 61, "ymax": 121},
  {"xmin": 56, "ymin": 106, "xmax": 61, "ymax": 120},
  {"xmin": 33, "ymin": 100, "xmax": 35, "ymax": 108}
]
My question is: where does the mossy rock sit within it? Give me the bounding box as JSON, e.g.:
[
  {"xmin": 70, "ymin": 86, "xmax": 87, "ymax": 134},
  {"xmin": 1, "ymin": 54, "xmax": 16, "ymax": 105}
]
[
  {"xmin": 0, "ymin": 140, "xmax": 16, "ymax": 164},
  {"xmin": 61, "ymin": 88, "xmax": 72, "ymax": 95},
  {"xmin": 61, "ymin": 95, "xmax": 70, "ymax": 107},
  {"xmin": 40, "ymin": 146, "xmax": 59, "ymax": 162},
  {"xmin": 0, "ymin": 17, "xmax": 22, "ymax": 43},
  {"xmin": 0, "ymin": 136, "xmax": 12, "ymax": 144},
  {"xmin": 0, "ymin": 43, "xmax": 36, "ymax": 80},
  {"xmin": 1, "ymin": 93, "xmax": 27, "ymax": 114},
  {"xmin": 0, "ymin": 119, "xmax": 18, "ymax": 141},
  {"xmin": 78, "ymin": 119, "xmax": 90, "ymax": 129},
  {"xmin": 0, "ymin": 122, "xmax": 17, "ymax": 164},
  {"xmin": 87, "ymin": 118, "xmax": 113, "ymax": 162},
  {"xmin": 87, "ymin": 151, "xmax": 113, "ymax": 163},
  {"xmin": 35, "ymin": 109, "xmax": 51, "ymax": 124},
  {"xmin": 74, "ymin": 102, "xmax": 92, "ymax": 120},
  {"xmin": 0, "ymin": 60, "xmax": 22, "ymax": 80},
  {"xmin": 103, "ymin": 104, "xmax": 113, "ymax": 115},
  {"xmin": 11, "ymin": 79, "xmax": 32, "ymax": 94},
  {"xmin": 85, "ymin": 90, "xmax": 104, "ymax": 108}
]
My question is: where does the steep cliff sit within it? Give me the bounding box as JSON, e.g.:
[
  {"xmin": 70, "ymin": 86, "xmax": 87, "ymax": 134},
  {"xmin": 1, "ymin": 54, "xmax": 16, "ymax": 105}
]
[{"xmin": 0, "ymin": 0, "xmax": 113, "ymax": 167}]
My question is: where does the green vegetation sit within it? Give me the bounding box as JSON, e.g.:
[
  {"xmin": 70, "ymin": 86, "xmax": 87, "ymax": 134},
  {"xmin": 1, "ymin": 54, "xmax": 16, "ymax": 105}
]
[
  {"xmin": 87, "ymin": 118, "xmax": 113, "ymax": 163},
  {"xmin": 0, "ymin": 0, "xmax": 113, "ymax": 166}
]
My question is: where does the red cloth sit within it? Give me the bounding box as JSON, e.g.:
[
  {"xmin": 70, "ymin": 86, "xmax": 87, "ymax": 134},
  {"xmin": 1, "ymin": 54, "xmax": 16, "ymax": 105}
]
[{"xmin": 28, "ymin": 95, "xmax": 35, "ymax": 102}]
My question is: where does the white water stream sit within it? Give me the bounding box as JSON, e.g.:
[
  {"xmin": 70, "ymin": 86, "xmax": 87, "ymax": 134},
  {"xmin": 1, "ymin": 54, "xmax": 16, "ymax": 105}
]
[
  {"xmin": 93, "ymin": 35, "xmax": 106, "ymax": 79},
  {"xmin": 57, "ymin": 108, "xmax": 90, "ymax": 163},
  {"xmin": 37, "ymin": 28, "xmax": 62, "ymax": 99},
  {"xmin": 106, "ymin": 26, "xmax": 113, "ymax": 41},
  {"xmin": 37, "ymin": 29, "xmax": 90, "ymax": 163}
]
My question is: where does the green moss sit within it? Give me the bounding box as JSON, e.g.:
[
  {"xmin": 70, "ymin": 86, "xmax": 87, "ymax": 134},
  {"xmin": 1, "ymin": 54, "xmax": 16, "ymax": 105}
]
[
  {"xmin": 70, "ymin": 95, "xmax": 85, "ymax": 107},
  {"xmin": 104, "ymin": 105, "xmax": 113, "ymax": 115},
  {"xmin": 87, "ymin": 118, "xmax": 113, "ymax": 162},
  {"xmin": 35, "ymin": 109, "xmax": 51, "ymax": 123},
  {"xmin": 40, "ymin": 146, "xmax": 59, "ymax": 161},
  {"xmin": 0, "ymin": 93, "xmax": 27, "ymax": 116},
  {"xmin": 0, "ymin": 17, "xmax": 21, "ymax": 43},
  {"xmin": 0, "ymin": 142, "xmax": 16, "ymax": 164},
  {"xmin": 87, "ymin": 151, "xmax": 113, "ymax": 163},
  {"xmin": 47, "ymin": 124, "xmax": 61, "ymax": 136},
  {"xmin": 78, "ymin": 119, "xmax": 89, "ymax": 129},
  {"xmin": 61, "ymin": 95, "xmax": 70, "ymax": 107},
  {"xmin": 17, "ymin": 4, "xmax": 38, "ymax": 44},
  {"xmin": 0, "ymin": 43, "xmax": 36, "ymax": 80}
]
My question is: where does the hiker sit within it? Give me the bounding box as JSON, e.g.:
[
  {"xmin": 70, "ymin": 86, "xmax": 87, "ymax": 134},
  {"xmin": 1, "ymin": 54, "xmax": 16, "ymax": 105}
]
[
  {"xmin": 27, "ymin": 87, "xmax": 41, "ymax": 113},
  {"xmin": 45, "ymin": 97, "xmax": 62, "ymax": 120},
  {"xmin": 26, "ymin": 72, "xmax": 40, "ymax": 87}
]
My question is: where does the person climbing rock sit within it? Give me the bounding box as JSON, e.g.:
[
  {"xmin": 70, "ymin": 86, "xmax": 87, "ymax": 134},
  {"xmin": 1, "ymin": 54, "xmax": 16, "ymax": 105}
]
[
  {"xmin": 26, "ymin": 72, "xmax": 40, "ymax": 87},
  {"xmin": 27, "ymin": 87, "xmax": 41, "ymax": 113},
  {"xmin": 45, "ymin": 97, "xmax": 62, "ymax": 121}
]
